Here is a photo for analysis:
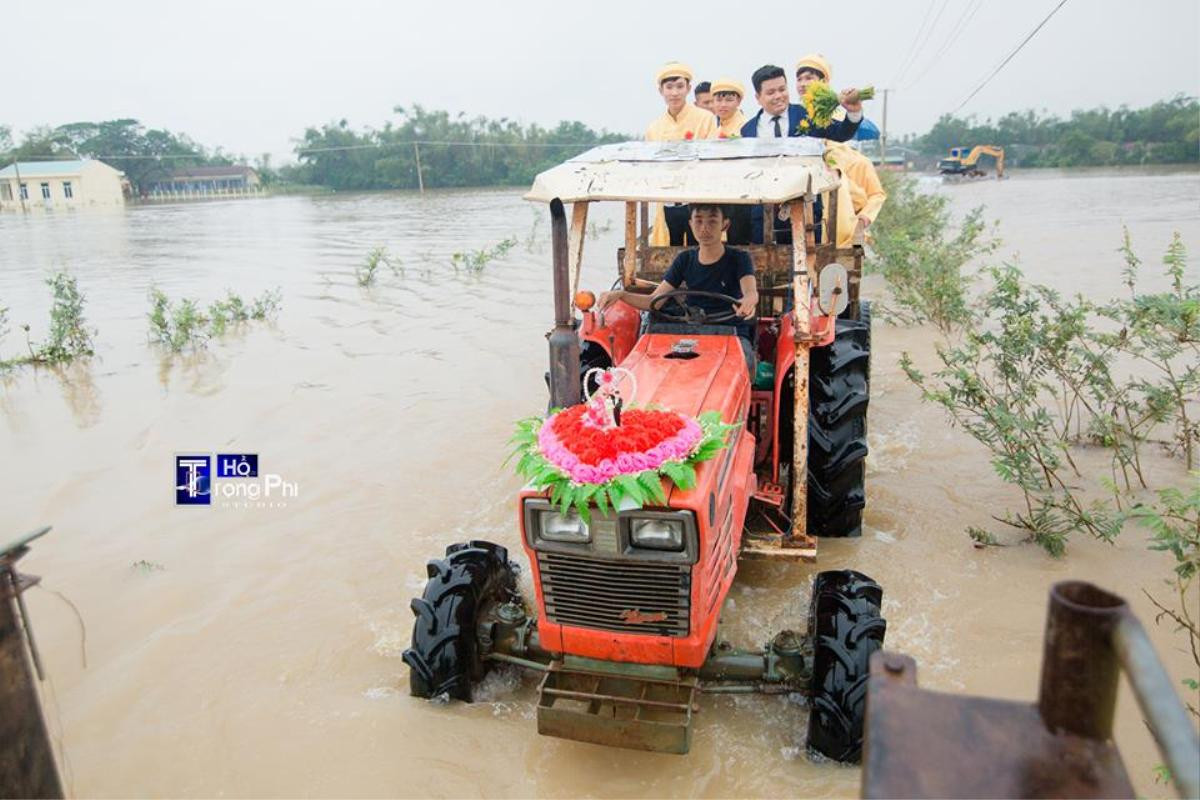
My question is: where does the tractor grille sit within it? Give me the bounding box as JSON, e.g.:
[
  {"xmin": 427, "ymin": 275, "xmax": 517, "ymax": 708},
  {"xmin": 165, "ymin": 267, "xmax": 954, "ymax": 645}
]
[{"xmin": 537, "ymin": 552, "xmax": 691, "ymax": 637}]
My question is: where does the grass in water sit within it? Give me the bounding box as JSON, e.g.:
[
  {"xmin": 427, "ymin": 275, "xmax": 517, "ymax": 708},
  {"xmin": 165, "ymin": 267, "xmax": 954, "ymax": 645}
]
[
  {"xmin": 451, "ymin": 237, "xmax": 518, "ymax": 273},
  {"xmin": 149, "ymin": 288, "xmax": 281, "ymax": 351},
  {"xmin": 356, "ymin": 246, "xmax": 402, "ymax": 286},
  {"xmin": 1, "ymin": 272, "xmax": 96, "ymax": 369}
]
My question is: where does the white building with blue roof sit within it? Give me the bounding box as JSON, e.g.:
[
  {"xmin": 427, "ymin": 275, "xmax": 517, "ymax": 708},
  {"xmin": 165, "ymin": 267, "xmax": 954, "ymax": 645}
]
[{"xmin": 0, "ymin": 159, "xmax": 125, "ymax": 212}]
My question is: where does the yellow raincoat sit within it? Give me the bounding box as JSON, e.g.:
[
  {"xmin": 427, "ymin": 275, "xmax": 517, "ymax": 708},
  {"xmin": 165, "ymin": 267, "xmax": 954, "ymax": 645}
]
[{"xmin": 823, "ymin": 142, "xmax": 887, "ymax": 246}]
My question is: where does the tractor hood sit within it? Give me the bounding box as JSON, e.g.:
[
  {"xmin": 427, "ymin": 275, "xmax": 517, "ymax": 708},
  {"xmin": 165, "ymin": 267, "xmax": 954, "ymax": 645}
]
[{"xmin": 617, "ymin": 332, "xmax": 750, "ymax": 424}]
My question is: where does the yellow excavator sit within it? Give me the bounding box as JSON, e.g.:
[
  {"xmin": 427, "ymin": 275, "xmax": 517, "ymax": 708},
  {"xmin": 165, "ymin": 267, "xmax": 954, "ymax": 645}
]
[{"xmin": 938, "ymin": 145, "xmax": 1005, "ymax": 179}]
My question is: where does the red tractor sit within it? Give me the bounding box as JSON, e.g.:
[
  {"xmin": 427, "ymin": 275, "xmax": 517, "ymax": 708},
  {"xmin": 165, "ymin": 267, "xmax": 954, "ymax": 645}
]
[{"xmin": 404, "ymin": 140, "xmax": 885, "ymax": 761}]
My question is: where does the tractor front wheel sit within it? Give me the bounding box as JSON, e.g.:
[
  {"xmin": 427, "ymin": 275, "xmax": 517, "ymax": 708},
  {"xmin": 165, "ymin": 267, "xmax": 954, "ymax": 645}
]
[
  {"xmin": 402, "ymin": 540, "xmax": 518, "ymax": 701},
  {"xmin": 805, "ymin": 569, "xmax": 886, "ymax": 763}
]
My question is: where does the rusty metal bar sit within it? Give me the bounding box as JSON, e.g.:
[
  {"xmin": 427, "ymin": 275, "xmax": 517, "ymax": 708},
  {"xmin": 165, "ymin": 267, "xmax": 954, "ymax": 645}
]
[
  {"xmin": 1, "ymin": 527, "xmax": 62, "ymax": 800},
  {"xmin": 485, "ymin": 652, "xmax": 552, "ymax": 672},
  {"xmin": 789, "ymin": 196, "xmax": 812, "ymax": 544},
  {"xmin": 1114, "ymin": 612, "xmax": 1200, "ymax": 799},
  {"xmin": 568, "ymin": 201, "xmax": 588, "ymax": 305},
  {"xmin": 541, "ymin": 685, "xmax": 691, "ymax": 712},
  {"xmin": 827, "ymin": 185, "xmax": 839, "ymax": 248},
  {"xmin": 547, "ymin": 199, "xmax": 581, "ymax": 409},
  {"xmin": 1038, "ymin": 581, "xmax": 1123, "ymax": 740},
  {"xmin": 621, "ymin": 201, "xmax": 637, "ymax": 287}
]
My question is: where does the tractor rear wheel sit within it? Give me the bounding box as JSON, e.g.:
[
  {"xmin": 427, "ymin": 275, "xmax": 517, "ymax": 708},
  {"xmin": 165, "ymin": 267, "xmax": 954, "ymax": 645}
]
[
  {"xmin": 402, "ymin": 540, "xmax": 517, "ymax": 701},
  {"xmin": 805, "ymin": 569, "xmax": 886, "ymax": 763},
  {"xmin": 807, "ymin": 301, "xmax": 871, "ymax": 537}
]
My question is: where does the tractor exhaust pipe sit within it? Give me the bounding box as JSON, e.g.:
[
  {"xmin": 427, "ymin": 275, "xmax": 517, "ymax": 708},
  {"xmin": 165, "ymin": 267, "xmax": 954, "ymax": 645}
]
[{"xmin": 548, "ymin": 199, "xmax": 581, "ymax": 409}]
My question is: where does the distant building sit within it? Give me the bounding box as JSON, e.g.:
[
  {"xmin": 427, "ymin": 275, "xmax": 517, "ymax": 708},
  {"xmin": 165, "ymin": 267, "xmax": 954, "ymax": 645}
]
[
  {"xmin": 146, "ymin": 165, "xmax": 261, "ymax": 199},
  {"xmin": 0, "ymin": 159, "xmax": 125, "ymax": 212}
]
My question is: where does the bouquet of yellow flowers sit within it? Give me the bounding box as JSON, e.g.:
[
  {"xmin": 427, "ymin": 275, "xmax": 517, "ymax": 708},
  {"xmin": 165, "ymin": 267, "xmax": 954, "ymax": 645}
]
[{"xmin": 800, "ymin": 83, "xmax": 876, "ymax": 130}]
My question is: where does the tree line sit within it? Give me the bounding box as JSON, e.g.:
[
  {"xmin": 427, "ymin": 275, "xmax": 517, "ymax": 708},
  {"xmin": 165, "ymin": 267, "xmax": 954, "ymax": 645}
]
[
  {"xmin": 287, "ymin": 105, "xmax": 627, "ymax": 191},
  {"xmin": 906, "ymin": 95, "xmax": 1198, "ymax": 167},
  {"xmin": 3, "ymin": 95, "xmax": 1195, "ymax": 194}
]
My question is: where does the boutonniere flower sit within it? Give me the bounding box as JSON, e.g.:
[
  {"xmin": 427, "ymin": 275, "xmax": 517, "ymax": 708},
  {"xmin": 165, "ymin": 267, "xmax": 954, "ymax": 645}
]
[{"xmin": 684, "ymin": 131, "xmax": 694, "ymax": 140}]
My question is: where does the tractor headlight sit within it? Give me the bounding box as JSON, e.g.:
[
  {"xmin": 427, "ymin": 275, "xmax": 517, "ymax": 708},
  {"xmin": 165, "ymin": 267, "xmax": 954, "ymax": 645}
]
[
  {"xmin": 537, "ymin": 509, "xmax": 590, "ymax": 543},
  {"xmin": 628, "ymin": 517, "xmax": 685, "ymax": 552}
]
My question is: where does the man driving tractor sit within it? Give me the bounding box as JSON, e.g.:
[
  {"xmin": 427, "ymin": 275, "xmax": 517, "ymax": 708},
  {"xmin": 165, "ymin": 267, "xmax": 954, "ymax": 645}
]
[{"xmin": 597, "ymin": 203, "xmax": 759, "ymax": 368}]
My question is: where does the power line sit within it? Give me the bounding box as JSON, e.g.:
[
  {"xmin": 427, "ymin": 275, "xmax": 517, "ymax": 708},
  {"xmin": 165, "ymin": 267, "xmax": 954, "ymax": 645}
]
[
  {"xmin": 903, "ymin": 0, "xmax": 985, "ymax": 91},
  {"xmin": 894, "ymin": 0, "xmax": 952, "ymax": 88},
  {"xmin": 951, "ymin": 0, "xmax": 1071, "ymax": 115},
  {"xmin": 888, "ymin": 0, "xmax": 939, "ymax": 88}
]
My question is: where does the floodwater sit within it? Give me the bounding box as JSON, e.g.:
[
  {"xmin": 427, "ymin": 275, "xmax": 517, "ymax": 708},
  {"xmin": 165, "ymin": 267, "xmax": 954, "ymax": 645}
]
[{"xmin": 1, "ymin": 166, "xmax": 1197, "ymax": 798}]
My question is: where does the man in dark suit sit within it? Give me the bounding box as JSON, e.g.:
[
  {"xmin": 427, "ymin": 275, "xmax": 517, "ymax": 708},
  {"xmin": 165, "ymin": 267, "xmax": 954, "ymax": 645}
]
[
  {"xmin": 739, "ymin": 64, "xmax": 863, "ymax": 141},
  {"xmin": 738, "ymin": 64, "xmax": 863, "ymax": 244}
]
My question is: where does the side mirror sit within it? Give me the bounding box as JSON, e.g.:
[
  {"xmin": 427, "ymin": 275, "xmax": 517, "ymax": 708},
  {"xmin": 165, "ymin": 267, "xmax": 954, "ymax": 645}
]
[{"xmin": 817, "ymin": 263, "xmax": 849, "ymax": 316}]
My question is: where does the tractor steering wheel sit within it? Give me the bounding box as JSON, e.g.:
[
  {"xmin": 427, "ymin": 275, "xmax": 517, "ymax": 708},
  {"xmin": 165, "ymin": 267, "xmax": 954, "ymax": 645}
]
[{"xmin": 649, "ymin": 289, "xmax": 742, "ymax": 325}]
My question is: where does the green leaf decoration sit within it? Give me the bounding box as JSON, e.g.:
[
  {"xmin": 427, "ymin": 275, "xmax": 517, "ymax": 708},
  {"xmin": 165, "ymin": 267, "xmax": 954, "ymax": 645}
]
[
  {"xmin": 617, "ymin": 474, "xmax": 645, "ymax": 505},
  {"xmin": 637, "ymin": 472, "xmax": 667, "ymax": 505},
  {"xmin": 593, "ymin": 486, "xmax": 611, "ymax": 518}
]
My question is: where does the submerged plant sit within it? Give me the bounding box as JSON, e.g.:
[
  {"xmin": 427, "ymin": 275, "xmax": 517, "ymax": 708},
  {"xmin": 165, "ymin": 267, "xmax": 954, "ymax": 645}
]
[
  {"xmin": 2, "ymin": 272, "xmax": 97, "ymax": 369},
  {"xmin": 356, "ymin": 246, "xmax": 402, "ymax": 286},
  {"xmin": 901, "ymin": 232, "xmax": 1197, "ymax": 555},
  {"xmin": 868, "ymin": 173, "xmax": 999, "ymax": 333},
  {"xmin": 149, "ymin": 287, "xmax": 281, "ymax": 352},
  {"xmin": 451, "ymin": 237, "xmax": 518, "ymax": 273}
]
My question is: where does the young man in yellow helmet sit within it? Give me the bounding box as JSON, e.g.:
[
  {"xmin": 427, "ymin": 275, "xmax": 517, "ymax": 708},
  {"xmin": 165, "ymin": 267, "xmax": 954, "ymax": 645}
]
[
  {"xmin": 793, "ymin": 53, "xmax": 867, "ymax": 139},
  {"xmin": 646, "ymin": 62, "xmax": 717, "ymax": 245},
  {"xmin": 709, "ymin": 78, "xmax": 748, "ymax": 139}
]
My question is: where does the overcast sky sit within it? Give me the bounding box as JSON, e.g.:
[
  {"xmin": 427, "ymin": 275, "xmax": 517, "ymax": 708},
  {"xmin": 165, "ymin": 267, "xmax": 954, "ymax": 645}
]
[{"xmin": 7, "ymin": 0, "xmax": 1199, "ymax": 162}]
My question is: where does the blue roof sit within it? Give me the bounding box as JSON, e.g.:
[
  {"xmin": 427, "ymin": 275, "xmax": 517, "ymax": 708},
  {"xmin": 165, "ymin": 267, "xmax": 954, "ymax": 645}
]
[{"xmin": 0, "ymin": 160, "xmax": 112, "ymax": 178}]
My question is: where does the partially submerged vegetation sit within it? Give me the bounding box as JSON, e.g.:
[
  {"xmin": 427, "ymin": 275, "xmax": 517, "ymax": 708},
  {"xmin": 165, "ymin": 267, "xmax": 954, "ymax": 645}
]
[
  {"xmin": 356, "ymin": 246, "xmax": 402, "ymax": 286},
  {"xmin": 0, "ymin": 272, "xmax": 96, "ymax": 370},
  {"xmin": 873, "ymin": 175, "xmax": 1199, "ymax": 713},
  {"xmin": 867, "ymin": 172, "xmax": 997, "ymax": 332},
  {"xmin": 450, "ymin": 237, "xmax": 518, "ymax": 273},
  {"xmin": 148, "ymin": 288, "xmax": 281, "ymax": 351}
]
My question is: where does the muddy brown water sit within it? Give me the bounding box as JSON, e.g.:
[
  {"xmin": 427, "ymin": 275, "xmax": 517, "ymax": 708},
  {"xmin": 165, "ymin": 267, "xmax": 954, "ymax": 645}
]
[{"xmin": 1, "ymin": 167, "xmax": 1197, "ymax": 798}]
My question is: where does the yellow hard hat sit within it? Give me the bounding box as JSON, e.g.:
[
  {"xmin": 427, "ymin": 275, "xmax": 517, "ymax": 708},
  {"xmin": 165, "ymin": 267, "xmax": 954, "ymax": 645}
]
[
  {"xmin": 655, "ymin": 61, "xmax": 694, "ymax": 84},
  {"xmin": 709, "ymin": 78, "xmax": 746, "ymax": 98},
  {"xmin": 795, "ymin": 53, "xmax": 833, "ymax": 83}
]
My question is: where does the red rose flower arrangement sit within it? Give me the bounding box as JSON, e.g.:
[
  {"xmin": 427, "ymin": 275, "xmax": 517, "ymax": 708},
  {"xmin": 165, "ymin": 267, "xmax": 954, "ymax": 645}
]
[{"xmin": 509, "ymin": 368, "xmax": 737, "ymax": 520}]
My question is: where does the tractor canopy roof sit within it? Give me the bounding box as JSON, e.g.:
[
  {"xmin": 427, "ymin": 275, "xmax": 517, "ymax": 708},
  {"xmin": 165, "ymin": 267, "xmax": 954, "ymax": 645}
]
[{"xmin": 525, "ymin": 139, "xmax": 839, "ymax": 205}]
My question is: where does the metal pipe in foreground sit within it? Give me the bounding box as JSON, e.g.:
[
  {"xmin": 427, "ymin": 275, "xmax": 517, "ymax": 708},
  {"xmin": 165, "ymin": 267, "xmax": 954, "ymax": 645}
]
[
  {"xmin": 1113, "ymin": 613, "xmax": 1200, "ymax": 800},
  {"xmin": 547, "ymin": 198, "xmax": 581, "ymax": 409},
  {"xmin": 1040, "ymin": 581, "xmax": 1199, "ymax": 800},
  {"xmin": 1038, "ymin": 581, "xmax": 1123, "ymax": 740}
]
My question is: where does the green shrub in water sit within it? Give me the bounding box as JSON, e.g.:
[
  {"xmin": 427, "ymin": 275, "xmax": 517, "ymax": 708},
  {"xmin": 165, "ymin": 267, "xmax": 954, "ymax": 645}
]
[
  {"xmin": 450, "ymin": 237, "xmax": 518, "ymax": 273},
  {"xmin": 1, "ymin": 272, "xmax": 96, "ymax": 369},
  {"xmin": 149, "ymin": 287, "xmax": 281, "ymax": 351},
  {"xmin": 356, "ymin": 246, "xmax": 402, "ymax": 286}
]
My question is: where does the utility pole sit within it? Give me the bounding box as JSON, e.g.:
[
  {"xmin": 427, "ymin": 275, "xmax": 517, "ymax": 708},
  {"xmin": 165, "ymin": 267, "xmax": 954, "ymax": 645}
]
[
  {"xmin": 12, "ymin": 160, "xmax": 27, "ymax": 214},
  {"xmin": 413, "ymin": 143, "xmax": 425, "ymax": 194},
  {"xmin": 880, "ymin": 89, "xmax": 890, "ymax": 168}
]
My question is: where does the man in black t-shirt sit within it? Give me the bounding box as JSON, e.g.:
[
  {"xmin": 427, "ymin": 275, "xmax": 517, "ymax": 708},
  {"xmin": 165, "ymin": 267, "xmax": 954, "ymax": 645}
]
[{"xmin": 598, "ymin": 204, "xmax": 759, "ymax": 364}]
